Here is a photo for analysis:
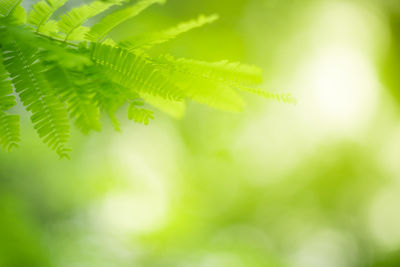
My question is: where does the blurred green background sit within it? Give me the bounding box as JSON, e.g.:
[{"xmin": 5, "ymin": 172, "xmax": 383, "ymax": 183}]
[{"xmin": 2, "ymin": 0, "xmax": 400, "ymax": 266}]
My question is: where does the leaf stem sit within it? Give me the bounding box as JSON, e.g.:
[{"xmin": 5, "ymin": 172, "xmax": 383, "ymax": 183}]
[{"xmin": 35, "ymin": 32, "xmax": 79, "ymax": 47}]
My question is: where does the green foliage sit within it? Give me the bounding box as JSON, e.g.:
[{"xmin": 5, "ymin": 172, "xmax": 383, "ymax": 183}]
[
  {"xmin": 1, "ymin": 28, "xmax": 71, "ymax": 158},
  {"xmin": 0, "ymin": 53, "xmax": 19, "ymax": 151},
  {"xmin": 86, "ymin": 0, "xmax": 165, "ymax": 42},
  {"xmin": 128, "ymin": 100, "xmax": 154, "ymax": 125},
  {"xmin": 119, "ymin": 13, "xmax": 219, "ymax": 52},
  {"xmin": 58, "ymin": 0, "xmax": 126, "ymax": 41},
  {"xmin": 0, "ymin": 0, "xmax": 293, "ymax": 157},
  {"xmin": 90, "ymin": 43, "xmax": 185, "ymax": 100},
  {"xmin": 28, "ymin": 0, "xmax": 67, "ymax": 32},
  {"xmin": 0, "ymin": 0, "xmax": 21, "ymax": 17}
]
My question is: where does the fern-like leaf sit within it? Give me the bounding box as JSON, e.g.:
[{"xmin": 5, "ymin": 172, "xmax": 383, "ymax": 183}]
[
  {"xmin": 2, "ymin": 36, "xmax": 70, "ymax": 158},
  {"xmin": 90, "ymin": 43, "xmax": 184, "ymax": 100},
  {"xmin": 0, "ymin": 111, "xmax": 20, "ymax": 151},
  {"xmin": 162, "ymin": 56, "xmax": 263, "ymax": 88},
  {"xmin": 128, "ymin": 100, "xmax": 154, "ymax": 125},
  {"xmin": 86, "ymin": 0, "xmax": 166, "ymax": 42},
  {"xmin": 38, "ymin": 19, "xmax": 59, "ymax": 36},
  {"xmin": 0, "ymin": 55, "xmax": 16, "ymax": 111},
  {"xmin": 45, "ymin": 63, "xmax": 102, "ymax": 134},
  {"xmin": 239, "ymin": 87, "xmax": 297, "ymax": 104},
  {"xmin": 120, "ymin": 14, "xmax": 219, "ymax": 52},
  {"xmin": 0, "ymin": 1, "xmax": 26, "ymax": 25},
  {"xmin": 28, "ymin": 0, "xmax": 68, "ymax": 32},
  {"xmin": 0, "ymin": 53, "xmax": 20, "ymax": 151},
  {"xmin": 58, "ymin": 0, "xmax": 126, "ymax": 41},
  {"xmin": 155, "ymin": 55, "xmax": 245, "ymax": 111},
  {"xmin": 0, "ymin": 0, "xmax": 21, "ymax": 17},
  {"xmin": 140, "ymin": 92, "xmax": 185, "ymax": 118},
  {"xmin": 0, "ymin": 0, "xmax": 292, "ymax": 157},
  {"xmin": 92, "ymin": 81, "xmax": 127, "ymax": 131},
  {"xmin": 81, "ymin": 64, "xmax": 130, "ymax": 131}
]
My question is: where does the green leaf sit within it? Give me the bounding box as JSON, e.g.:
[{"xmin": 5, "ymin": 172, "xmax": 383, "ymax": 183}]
[
  {"xmin": 0, "ymin": 0, "xmax": 286, "ymax": 157},
  {"xmin": 140, "ymin": 92, "xmax": 185, "ymax": 118},
  {"xmin": 164, "ymin": 56, "xmax": 263, "ymax": 88},
  {"xmin": 120, "ymin": 14, "xmax": 219, "ymax": 52},
  {"xmin": 128, "ymin": 100, "xmax": 154, "ymax": 125},
  {"xmin": 90, "ymin": 43, "xmax": 184, "ymax": 100},
  {"xmin": 45, "ymin": 63, "xmax": 102, "ymax": 134},
  {"xmin": 1, "ymin": 4, "xmax": 26, "ymax": 25},
  {"xmin": 238, "ymin": 87, "xmax": 297, "ymax": 104},
  {"xmin": 84, "ymin": 65, "xmax": 129, "ymax": 132},
  {"xmin": 0, "ymin": 53, "xmax": 16, "ymax": 111},
  {"xmin": 156, "ymin": 55, "xmax": 245, "ymax": 112},
  {"xmin": 0, "ymin": 111, "xmax": 20, "ymax": 152},
  {"xmin": 2, "ymin": 35, "xmax": 71, "ymax": 158},
  {"xmin": 0, "ymin": 0, "xmax": 21, "ymax": 17},
  {"xmin": 86, "ymin": 0, "xmax": 166, "ymax": 42},
  {"xmin": 28, "ymin": 0, "xmax": 68, "ymax": 32},
  {"xmin": 39, "ymin": 19, "xmax": 59, "ymax": 36},
  {"xmin": 66, "ymin": 26, "xmax": 90, "ymax": 41},
  {"xmin": 0, "ymin": 53, "xmax": 20, "ymax": 151},
  {"xmin": 58, "ymin": 0, "xmax": 126, "ymax": 41}
]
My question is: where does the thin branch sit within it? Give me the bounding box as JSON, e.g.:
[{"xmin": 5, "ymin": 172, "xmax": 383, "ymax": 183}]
[{"xmin": 35, "ymin": 32, "xmax": 79, "ymax": 48}]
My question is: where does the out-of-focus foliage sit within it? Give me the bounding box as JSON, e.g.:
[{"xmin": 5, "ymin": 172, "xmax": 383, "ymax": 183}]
[
  {"xmin": 380, "ymin": 1, "xmax": 400, "ymax": 106},
  {"xmin": 2, "ymin": 0, "xmax": 400, "ymax": 266}
]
